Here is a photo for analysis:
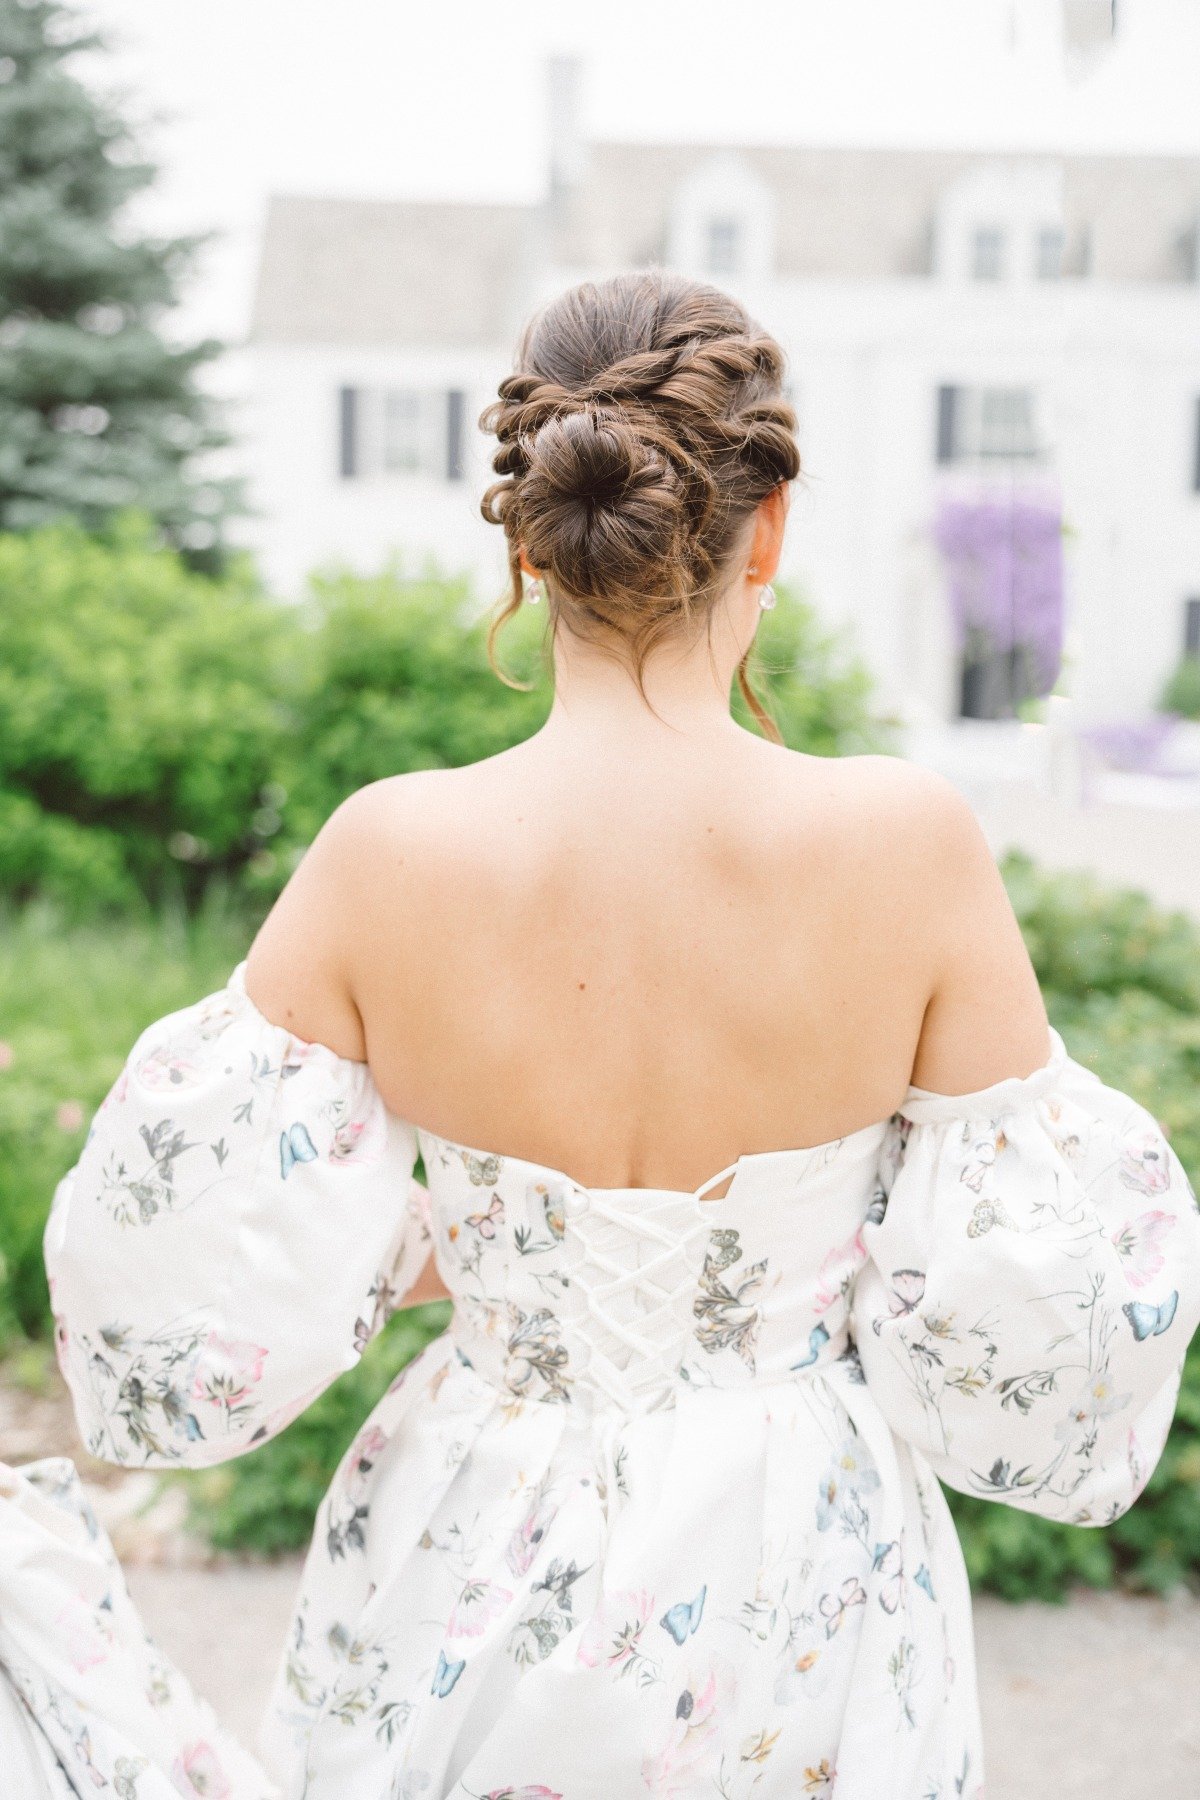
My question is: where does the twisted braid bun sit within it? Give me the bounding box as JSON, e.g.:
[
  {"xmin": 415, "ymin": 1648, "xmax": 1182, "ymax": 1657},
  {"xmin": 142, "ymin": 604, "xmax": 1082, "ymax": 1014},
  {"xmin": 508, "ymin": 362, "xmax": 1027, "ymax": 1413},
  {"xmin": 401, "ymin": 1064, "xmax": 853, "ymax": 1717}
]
[
  {"xmin": 481, "ymin": 272, "xmax": 800, "ymax": 725},
  {"xmin": 521, "ymin": 407, "xmax": 692, "ymax": 607}
]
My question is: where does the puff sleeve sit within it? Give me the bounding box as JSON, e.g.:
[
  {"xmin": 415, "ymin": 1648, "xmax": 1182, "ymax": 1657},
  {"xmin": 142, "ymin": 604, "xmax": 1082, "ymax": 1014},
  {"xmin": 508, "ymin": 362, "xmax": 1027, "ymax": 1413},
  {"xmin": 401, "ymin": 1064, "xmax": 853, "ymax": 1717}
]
[
  {"xmin": 43, "ymin": 962, "xmax": 433, "ymax": 1469},
  {"xmin": 853, "ymin": 1030, "xmax": 1200, "ymax": 1524},
  {"xmin": 0, "ymin": 1458, "xmax": 277, "ymax": 1796}
]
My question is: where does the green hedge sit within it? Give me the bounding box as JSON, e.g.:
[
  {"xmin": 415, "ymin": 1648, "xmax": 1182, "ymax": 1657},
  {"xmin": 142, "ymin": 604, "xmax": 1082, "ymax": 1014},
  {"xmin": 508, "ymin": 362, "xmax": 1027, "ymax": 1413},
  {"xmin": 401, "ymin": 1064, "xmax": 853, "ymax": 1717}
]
[
  {"xmin": 0, "ymin": 519, "xmax": 883, "ymax": 910},
  {"xmin": 0, "ymin": 519, "xmax": 294, "ymax": 909}
]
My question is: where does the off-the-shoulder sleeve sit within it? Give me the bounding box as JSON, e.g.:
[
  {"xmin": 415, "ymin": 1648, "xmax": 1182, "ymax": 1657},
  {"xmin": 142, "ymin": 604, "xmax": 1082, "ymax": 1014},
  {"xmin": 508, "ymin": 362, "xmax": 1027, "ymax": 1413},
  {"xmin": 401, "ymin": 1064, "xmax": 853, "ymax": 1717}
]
[
  {"xmin": 853, "ymin": 1030, "xmax": 1200, "ymax": 1524},
  {"xmin": 43, "ymin": 961, "xmax": 432, "ymax": 1469}
]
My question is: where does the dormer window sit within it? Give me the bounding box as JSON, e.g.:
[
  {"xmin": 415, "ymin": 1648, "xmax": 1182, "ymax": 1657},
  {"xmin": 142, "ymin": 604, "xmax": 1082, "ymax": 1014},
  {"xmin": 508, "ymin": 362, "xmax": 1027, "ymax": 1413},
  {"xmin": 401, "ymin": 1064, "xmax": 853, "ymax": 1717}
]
[
  {"xmin": 1036, "ymin": 226, "xmax": 1065, "ymax": 280},
  {"xmin": 666, "ymin": 153, "xmax": 774, "ymax": 279},
  {"xmin": 971, "ymin": 226, "xmax": 1006, "ymax": 281},
  {"xmin": 705, "ymin": 216, "xmax": 742, "ymax": 274}
]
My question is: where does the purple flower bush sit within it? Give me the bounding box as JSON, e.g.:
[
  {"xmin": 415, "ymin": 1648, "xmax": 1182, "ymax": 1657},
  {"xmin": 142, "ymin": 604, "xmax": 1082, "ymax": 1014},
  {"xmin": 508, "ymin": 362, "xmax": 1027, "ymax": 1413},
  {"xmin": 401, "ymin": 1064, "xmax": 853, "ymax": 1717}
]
[{"xmin": 935, "ymin": 494, "xmax": 1065, "ymax": 698}]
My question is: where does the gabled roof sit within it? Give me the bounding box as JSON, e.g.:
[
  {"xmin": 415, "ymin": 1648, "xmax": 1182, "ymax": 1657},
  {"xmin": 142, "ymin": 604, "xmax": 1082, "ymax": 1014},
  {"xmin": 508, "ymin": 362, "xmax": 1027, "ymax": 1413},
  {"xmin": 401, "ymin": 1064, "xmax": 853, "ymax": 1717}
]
[
  {"xmin": 251, "ymin": 145, "xmax": 1200, "ymax": 348},
  {"xmin": 553, "ymin": 143, "xmax": 1200, "ymax": 281},
  {"xmin": 250, "ymin": 194, "xmax": 536, "ymax": 347}
]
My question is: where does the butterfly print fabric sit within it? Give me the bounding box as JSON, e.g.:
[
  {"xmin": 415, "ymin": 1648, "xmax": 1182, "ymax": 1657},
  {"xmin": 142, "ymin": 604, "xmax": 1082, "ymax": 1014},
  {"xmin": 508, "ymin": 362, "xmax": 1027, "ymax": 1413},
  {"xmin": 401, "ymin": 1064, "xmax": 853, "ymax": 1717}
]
[{"xmin": 26, "ymin": 965, "xmax": 1200, "ymax": 1797}]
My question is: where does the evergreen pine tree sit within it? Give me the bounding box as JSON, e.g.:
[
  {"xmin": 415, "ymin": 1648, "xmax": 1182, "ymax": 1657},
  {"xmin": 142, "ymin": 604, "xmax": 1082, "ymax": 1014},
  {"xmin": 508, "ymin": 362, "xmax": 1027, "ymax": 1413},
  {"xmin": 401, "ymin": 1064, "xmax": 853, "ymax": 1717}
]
[{"xmin": 0, "ymin": 0, "xmax": 237, "ymax": 560}]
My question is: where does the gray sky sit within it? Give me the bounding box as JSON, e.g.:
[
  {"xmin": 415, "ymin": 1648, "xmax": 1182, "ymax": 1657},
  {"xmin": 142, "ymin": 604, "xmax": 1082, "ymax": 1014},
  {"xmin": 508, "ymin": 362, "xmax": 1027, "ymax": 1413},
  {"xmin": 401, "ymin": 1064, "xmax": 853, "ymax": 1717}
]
[{"xmin": 77, "ymin": 0, "xmax": 1200, "ymax": 343}]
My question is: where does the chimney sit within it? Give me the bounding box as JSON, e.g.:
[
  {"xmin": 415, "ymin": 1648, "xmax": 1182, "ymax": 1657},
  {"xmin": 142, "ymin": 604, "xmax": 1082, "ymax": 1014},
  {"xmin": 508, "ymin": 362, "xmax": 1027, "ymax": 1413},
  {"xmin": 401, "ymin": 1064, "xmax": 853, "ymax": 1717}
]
[
  {"xmin": 547, "ymin": 55, "xmax": 586, "ymax": 203},
  {"xmin": 1062, "ymin": 0, "xmax": 1116, "ymax": 70}
]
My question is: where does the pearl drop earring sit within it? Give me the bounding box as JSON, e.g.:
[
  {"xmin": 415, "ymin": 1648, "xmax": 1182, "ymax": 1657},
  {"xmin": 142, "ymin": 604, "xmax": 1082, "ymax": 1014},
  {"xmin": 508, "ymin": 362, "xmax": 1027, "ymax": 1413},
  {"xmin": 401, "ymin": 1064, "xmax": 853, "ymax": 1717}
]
[
  {"xmin": 758, "ymin": 583, "xmax": 777, "ymax": 611},
  {"xmin": 524, "ymin": 574, "xmax": 542, "ymax": 605}
]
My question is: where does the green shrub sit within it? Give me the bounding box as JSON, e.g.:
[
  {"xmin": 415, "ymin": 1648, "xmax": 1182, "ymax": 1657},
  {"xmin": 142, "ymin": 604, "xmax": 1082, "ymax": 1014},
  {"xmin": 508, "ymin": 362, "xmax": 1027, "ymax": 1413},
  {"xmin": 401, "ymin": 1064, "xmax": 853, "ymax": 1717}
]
[
  {"xmin": 1161, "ymin": 656, "xmax": 1200, "ymax": 721},
  {"xmin": 1002, "ymin": 851, "xmax": 1200, "ymax": 1013},
  {"xmin": 273, "ymin": 564, "xmax": 551, "ymax": 859},
  {"xmin": 0, "ymin": 528, "xmax": 885, "ymax": 910},
  {"xmin": 0, "ymin": 518, "xmax": 293, "ymax": 908},
  {"xmin": 749, "ymin": 596, "xmax": 889, "ymax": 755},
  {"xmin": 240, "ymin": 565, "xmax": 888, "ymax": 886}
]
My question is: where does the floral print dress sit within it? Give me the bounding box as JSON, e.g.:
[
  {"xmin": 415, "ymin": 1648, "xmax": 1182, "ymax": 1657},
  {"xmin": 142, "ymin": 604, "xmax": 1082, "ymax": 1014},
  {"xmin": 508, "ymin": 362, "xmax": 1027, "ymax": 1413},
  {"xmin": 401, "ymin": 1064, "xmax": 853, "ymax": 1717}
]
[
  {"xmin": 32, "ymin": 961, "xmax": 1200, "ymax": 1799},
  {"xmin": 0, "ymin": 1456, "xmax": 274, "ymax": 1800}
]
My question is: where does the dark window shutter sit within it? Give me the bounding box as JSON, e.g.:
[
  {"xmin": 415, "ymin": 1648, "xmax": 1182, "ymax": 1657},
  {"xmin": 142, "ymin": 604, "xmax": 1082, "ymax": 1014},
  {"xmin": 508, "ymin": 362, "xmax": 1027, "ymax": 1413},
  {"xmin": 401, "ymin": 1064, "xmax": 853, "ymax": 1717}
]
[
  {"xmin": 338, "ymin": 386, "xmax": 359, "ymax": 479},
  {"xmin": 1185, "ymin": 597, "xmax": 1200, "ymax": 658},
  {"xmin": 936, "ymin": 386, "xmax": 959, "ymax": 464},
  {"xmin": 446, "ymin": 389, "xmax": 466, "ymax": 481}
]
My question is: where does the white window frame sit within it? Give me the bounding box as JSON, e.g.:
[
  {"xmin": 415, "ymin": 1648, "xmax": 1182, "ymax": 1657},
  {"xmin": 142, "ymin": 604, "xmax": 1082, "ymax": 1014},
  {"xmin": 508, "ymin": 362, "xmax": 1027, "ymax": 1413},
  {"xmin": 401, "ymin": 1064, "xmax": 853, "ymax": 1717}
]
[
  {"xmin": 964, "ymin": 386, "xmax": 1040, "ymax": 461},
  {"xmin": 705, "ymin": 215, "xmax": 742, "ymax": 274},
  {"xmin": 937, "ymin": 385, "xmax": 1042, "ymax": 465},
  {"xmin": 970, "ymin": 225, "xmax": 1006, "ymax": 281},
  {"xmin": 1035, "ymin": 226, "xmax": 1065, "ymax": 280},
  {"xmin": 379, "ymin": 387, "xmax": 447, "ymax": 478}
]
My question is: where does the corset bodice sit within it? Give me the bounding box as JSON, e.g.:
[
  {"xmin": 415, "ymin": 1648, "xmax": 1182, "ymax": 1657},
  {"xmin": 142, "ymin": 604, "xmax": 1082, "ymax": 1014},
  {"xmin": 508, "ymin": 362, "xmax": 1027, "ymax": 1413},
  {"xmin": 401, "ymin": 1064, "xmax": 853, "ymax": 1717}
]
[{"xmin": 418, "ymin": 1123, "xmax": 891, "ymax": 1418}]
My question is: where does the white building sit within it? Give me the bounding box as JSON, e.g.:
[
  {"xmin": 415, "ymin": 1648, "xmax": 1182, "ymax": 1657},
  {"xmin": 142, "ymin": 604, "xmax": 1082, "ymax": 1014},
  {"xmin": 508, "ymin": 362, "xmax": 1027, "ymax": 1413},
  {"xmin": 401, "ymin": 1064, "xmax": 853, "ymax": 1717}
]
[{"xmin": 241, "ymin": 54, "xmax": 1200, "ymax": 731}]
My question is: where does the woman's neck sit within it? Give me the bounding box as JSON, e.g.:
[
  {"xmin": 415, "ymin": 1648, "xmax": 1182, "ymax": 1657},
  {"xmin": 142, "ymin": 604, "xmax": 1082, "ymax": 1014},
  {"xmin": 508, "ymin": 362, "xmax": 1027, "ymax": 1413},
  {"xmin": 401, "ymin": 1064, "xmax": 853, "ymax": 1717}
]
[{"xmin": 539, "ymin": 617, "xmax": 750, "ymax": 747}]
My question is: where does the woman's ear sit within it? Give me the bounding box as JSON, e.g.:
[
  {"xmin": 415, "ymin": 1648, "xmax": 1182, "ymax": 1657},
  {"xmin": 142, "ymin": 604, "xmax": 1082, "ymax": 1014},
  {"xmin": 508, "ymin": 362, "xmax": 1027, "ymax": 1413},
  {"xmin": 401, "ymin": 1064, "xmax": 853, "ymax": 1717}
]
[
  {"xmin": 518, "ymin": 545, "xmax": 538, "ymax": 579},
  {"xmin": 748, "ymin": 485, "xmax": 790, "ymax": 586}
]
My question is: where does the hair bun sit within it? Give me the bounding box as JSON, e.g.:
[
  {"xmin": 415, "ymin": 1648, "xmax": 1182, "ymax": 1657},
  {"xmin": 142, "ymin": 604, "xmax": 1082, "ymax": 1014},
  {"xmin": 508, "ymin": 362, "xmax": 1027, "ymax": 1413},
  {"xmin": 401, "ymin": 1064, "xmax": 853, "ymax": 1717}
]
[
  {"xmin": 520, "ymin": 407, "xmax": 685, "ymax": 604},
  {"xmin": 480, "ymin": 270, "xmax": 801, "ymax": 703}
]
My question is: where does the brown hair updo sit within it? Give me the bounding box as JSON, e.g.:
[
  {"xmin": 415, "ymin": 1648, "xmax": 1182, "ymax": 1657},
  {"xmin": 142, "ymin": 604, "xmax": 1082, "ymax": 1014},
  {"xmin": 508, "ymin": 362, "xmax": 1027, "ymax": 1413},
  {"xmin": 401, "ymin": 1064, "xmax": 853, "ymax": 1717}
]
[{"xmin": 479, "ymin": 270, "xmax": 801, "ymax": 735}]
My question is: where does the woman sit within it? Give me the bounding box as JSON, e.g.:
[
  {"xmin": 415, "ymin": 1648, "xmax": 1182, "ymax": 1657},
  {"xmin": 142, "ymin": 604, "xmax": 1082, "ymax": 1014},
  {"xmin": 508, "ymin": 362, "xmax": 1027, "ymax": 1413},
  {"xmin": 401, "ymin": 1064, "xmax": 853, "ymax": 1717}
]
[{"xmin": 37, "ymin": 272, "xmax": 1200, "ymax": 1799}]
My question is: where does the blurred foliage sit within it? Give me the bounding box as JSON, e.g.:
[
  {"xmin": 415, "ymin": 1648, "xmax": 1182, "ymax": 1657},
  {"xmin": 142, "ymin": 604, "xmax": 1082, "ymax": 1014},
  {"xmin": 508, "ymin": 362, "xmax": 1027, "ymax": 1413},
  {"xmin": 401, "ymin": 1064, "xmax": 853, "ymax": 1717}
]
[
  {"xmin": 737, "ymin": 586, "xmax": 887, "ymax": 757},
  {"xmin": 0, "ymin": 892, "xmax": 250, "ymax": 1341},
  {"xmin": 0, "ymin": 519, "xmax": 292, "ymax": 908},
  {"xmin": 276, "ymin": 563, "xmax": 551, "ymax": 853},
  {"xmin": 1161, "ymin": 656, "xmax": 1200, "ymax": 722},
  {"xmin": 0, "ymin": 525, "xmax": 885, "ymax": 910},
  {"xmin": 1003, "ymin": 851, "xmax": 1200, "ymax": 1014}
]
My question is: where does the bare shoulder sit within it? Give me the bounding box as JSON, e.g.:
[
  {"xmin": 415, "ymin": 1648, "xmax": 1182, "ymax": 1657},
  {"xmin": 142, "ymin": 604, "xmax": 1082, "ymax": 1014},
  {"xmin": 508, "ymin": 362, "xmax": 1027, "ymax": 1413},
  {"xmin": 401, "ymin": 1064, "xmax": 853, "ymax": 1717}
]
[
  {"xmin": 312, "ymin": 763, "xmax": 501, "ymax": 880},
  {"xmin": 243, "ymin": 769, "xmax": 472, "ymax": 1052},
  {"xmin": 778, "ymin": 750, "xmax": 1048, "ymax": 1085},
  {"xmin": 771, "ymin": 749, "xmax": 990, "ymax": 884},
  {"xmin": 768, "ymin": 749, "xmax": 1021, "ymax": 985},
  {"xmin": 819, "ymin": 752, "xmax": 976, "ymax": 828},
  {"xmin": 317, "ymin": 767, "xmax": 461, "ymax": 850}
]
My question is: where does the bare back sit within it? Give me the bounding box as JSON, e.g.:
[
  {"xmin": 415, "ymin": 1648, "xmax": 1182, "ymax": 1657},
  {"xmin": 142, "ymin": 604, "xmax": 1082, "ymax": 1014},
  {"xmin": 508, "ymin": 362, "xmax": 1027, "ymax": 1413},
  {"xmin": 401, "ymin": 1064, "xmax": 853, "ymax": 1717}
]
[{"xmin": 246, "ymin": 725, "xmax": 1049, "ymax": 1199}]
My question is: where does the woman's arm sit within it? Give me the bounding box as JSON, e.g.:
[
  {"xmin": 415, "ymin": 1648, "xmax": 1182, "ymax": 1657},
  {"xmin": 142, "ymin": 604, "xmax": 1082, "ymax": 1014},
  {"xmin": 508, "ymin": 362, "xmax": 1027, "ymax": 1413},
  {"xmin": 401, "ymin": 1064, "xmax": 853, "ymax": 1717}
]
[
  {"xmin": 242, "ymin": 785, "xmax": 394, "ymax": 1059},
  {"xmin": 907, "ymin": 777, "xmax": 1050, "ymax": 1093}
]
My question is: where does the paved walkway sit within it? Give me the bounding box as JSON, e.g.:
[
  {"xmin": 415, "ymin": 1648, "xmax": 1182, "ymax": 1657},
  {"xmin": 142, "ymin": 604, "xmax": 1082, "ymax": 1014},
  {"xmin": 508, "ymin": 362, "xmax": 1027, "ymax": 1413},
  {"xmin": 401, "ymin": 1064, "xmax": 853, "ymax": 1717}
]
[{"xmin": 124, "ymin": 1561, "xmax": 1200, "ymax": 1796}]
